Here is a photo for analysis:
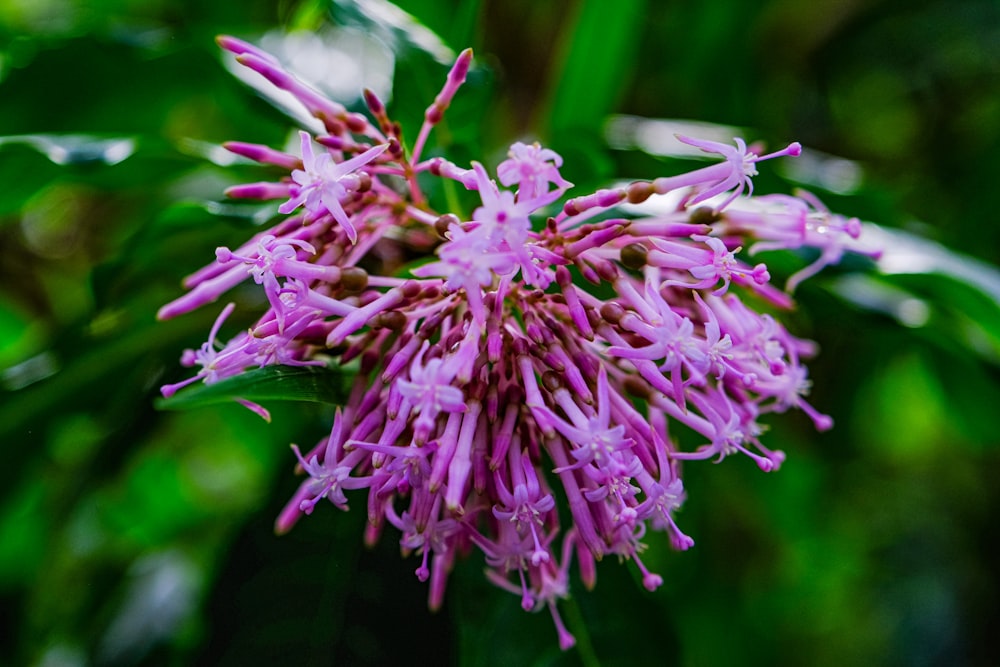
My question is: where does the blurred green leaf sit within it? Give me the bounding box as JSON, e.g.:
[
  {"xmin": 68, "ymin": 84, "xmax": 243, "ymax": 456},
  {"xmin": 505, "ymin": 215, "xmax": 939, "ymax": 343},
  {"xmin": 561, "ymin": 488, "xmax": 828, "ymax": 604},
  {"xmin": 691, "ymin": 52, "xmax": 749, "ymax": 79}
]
[
  {"xmin": 0, "ymin": 133, "xmax": 136, "ymax": 165},
  {"xmin": 387, "ymin": 0, "xmax": 480, "ymax": 50},
  {"xmin": 545, "ymin": 0, "xmax": 647, "ymax": 136},
  {"xmin": 330, "ymin": 0, "xmax": 455, "ymax": 64},
  {"xmin": 830, "ymin": 224, "xmax": 1000, "ymax": 363},
  {"xmin": 156, "ymin": 365, "xmax": 348, "ymax": 411},
  {"xmin": 542, "ymin": 0, "xmax": 647, "ymax": 185},
  {"xmin": 0, "ymin": 145, "xmax": 63, "ymax": 215}
]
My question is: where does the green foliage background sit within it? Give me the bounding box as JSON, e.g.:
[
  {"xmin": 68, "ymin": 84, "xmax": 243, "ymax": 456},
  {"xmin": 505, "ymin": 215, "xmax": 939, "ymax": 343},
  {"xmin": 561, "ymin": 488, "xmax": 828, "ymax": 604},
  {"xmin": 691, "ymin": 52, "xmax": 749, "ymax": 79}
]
[{"xmin": 1, "ymin": 0, "xmax": 998, "ymax": 665}]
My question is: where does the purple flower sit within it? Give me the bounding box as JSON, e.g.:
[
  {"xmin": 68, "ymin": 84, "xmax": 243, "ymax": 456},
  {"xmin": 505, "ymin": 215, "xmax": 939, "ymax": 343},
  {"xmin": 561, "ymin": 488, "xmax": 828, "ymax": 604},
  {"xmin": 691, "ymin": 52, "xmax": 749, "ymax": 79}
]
[
  {"xmin": 290, "ymin": 411, "xmax": 373, "ymax": 513},
  {"xmin": 160, "ymin": 303, "xmax": 242, "ymax": 398},
  {"xmin": 673, "ymin": 134, "xmax": 802, "ymax": 209},
  {"xmin": 397, "ymin": 342, "xmax": 468, "ymax": 443},
  {"xmin": 278, "ymin": 131, "xmax": 388, "ymax": 243},
  {"xmin": 159, "ymin": 36, "xmax": 875, "ymax": 651},
  {"xmin": 719, "ymin": 191, "xmax": 880, "ymax": 291},
  {"xmin": 492, "ymin": 444, "xmax": 557, "ymax": 566},
  {"xmin": 497, "ymin": 141, "xmax": 573, "ymax": 200},
  {"xmin": 542, "ymin": 367, "xmax": 638, "ymax": 480}
]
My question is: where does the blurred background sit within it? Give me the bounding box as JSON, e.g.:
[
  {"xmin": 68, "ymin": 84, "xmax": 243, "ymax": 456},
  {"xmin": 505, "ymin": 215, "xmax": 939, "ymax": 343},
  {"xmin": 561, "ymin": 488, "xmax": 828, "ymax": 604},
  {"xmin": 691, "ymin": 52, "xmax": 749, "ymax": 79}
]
[{"xmin": 1, "ymin": 0, "xmax": 999, "ymax": 665}]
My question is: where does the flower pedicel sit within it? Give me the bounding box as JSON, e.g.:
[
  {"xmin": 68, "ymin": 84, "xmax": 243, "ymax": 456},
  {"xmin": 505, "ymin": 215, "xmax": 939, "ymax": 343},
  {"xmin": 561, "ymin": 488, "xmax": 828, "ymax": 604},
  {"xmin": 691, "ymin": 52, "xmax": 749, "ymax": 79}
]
[{"xmin": 159, "ymin": 37, "xmax": 877, "ymax": 649}]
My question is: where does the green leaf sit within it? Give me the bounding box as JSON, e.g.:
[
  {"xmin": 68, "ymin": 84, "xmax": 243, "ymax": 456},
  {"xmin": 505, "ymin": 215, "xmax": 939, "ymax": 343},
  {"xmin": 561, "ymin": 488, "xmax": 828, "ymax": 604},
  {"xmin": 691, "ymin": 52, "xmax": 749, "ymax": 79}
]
[
  {"xmin": 545, "ymin": 0, "xmax": 648, "ymax": 136},
  {"xmin": 830, "ymin": 223, "xmax": 1000, "ymax": 363},
  {"xmin": 156, "ymin": 365, "xmax": 349, "ymax": 411},
  {"xmin": 330, "ymin": 0, "xmax": 456, "ymax": 65},
  {"xmin": 387, "ymin": 0, "xmax": 481, "ymax": 50},
  {"xmin": 0, "ymin": 133, "xmax": 136, "ymax": 165}
]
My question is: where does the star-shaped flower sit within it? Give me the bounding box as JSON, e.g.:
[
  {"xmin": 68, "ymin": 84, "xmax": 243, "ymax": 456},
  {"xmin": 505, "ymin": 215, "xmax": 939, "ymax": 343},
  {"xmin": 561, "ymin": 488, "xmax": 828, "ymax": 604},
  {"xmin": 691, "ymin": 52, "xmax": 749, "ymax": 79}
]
[{"xmin": 278, "ymin": 131, "xmax": 388, "ymax": 243}]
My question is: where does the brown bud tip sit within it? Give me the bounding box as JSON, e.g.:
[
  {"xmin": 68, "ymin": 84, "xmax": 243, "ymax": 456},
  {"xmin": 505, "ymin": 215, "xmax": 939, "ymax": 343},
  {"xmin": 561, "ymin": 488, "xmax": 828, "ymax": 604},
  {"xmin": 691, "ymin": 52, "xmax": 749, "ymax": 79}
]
[
  {"xmin": 620, "ymin": 243, "xmax": 649, "ymax": 270},
  {"xmin": 401, "ymin": 280, "xmax": 422, "ymax": 299},
  {"xmin": 340, "ymin": 266, "xmax": 369, "ymax": 293},
  {"xmin": 435, "ymin": 213, "xmax": 460, "ymax": 239},
  {"xmin": 689, "ymin": 206, "xmax": 719, "ymax": 226},
  {"xmin": 600, "ymin": 302, "xmax": 626, "ymax": 325},
  {"xmin": 626, "ymin": 182, "xmax": 654, "ymax": 204},
  {"xmin": 356, "ymin": 172, "xmax": 372, "ymax": 193},
  {"xmin": 377, "ymin": 311, "xmax": 407, "ymax": 330},
  {"xmin": 541, "ymin": 370, "xmax": 563, "ymax": 392}
]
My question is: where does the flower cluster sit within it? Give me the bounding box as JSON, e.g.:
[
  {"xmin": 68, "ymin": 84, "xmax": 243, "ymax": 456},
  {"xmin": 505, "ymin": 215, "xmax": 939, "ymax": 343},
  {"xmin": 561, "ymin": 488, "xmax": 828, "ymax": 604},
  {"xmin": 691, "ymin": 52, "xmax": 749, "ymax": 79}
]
[{"xmin": 159, "ymin": 37, "xmax": 876, "ymax": 649}]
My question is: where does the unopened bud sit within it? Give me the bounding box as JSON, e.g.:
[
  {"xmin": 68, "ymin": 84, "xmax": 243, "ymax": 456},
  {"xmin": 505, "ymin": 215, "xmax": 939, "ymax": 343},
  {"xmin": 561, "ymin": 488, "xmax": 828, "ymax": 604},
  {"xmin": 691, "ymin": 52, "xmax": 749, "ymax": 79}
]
[
  {"xmin": 363, "ymin": 88, "xmax": 384, "ymax": 114},
  {"xmin": 626, "ymin": 182, "xmax": 654, "ymax": 204},
  {"xmin": 689, "ymin": 206, "xmax": 719, "ymax": 226},
  {"xmin": 340, "ymin": 267, "xmax": 369, "ymax": 293},
  {"xmin": 435, "ymin": 213, "xmax": 460, "ymax": 238},
  {"xmin": 376, "ymin": 311, "xmax": 407, "ymax": 330},
  {"xmin": 620, "ymin": 243, "xmax": 648, "ymax": 270},
  {"xmin": 600, "ymin": 302, "xmax": 625, "ymax": 325}
]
